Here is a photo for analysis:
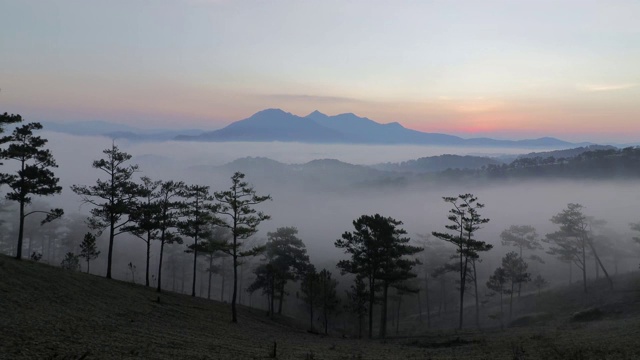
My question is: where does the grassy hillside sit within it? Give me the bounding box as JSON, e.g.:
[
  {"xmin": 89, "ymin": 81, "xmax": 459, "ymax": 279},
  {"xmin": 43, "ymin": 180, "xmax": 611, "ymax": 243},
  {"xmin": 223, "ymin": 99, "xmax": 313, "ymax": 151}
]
[{"xmin": 1, "ymin": 255, "xmax": 640, "ymax": 359}]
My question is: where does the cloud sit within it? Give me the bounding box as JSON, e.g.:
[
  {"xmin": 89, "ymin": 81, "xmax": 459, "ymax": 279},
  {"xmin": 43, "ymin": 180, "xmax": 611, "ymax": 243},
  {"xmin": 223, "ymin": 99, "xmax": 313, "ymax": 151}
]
[
  {"xmin": 577, "ymin": 83, "xmax": 638, "ymax": 92},
  {"xmin": 258, "ymin": 94, "xmax": 365, "ymax": 104}
]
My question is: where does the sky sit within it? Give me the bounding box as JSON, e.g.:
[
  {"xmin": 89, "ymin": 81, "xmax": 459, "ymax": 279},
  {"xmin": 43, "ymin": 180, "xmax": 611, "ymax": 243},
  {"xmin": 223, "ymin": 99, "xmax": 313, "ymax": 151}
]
[{"xmin": 1, "ymin": 0, "xmax": 639, "ymax": 142}]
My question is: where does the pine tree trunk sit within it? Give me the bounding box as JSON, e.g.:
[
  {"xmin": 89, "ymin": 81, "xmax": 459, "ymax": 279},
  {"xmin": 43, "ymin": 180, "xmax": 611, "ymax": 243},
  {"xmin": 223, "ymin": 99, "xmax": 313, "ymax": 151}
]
[
  {"xmin": 459, "ymin": 255, "xmax": 468, "ymax": 330},
  {"xmin": 191, "ymin": 234, "xmax": 198, "ymax": 297},
  {"xmin": 145, "ymin": 232, "xmax": 151, "ymax": 287},
  {"xmin": 238, "ymin": 264, "xmax": 244, "ymax": 305},
  {"xmin": 107, "ymin": 218, "xmax": 115, "ymax": 279},
  {"xmin": 417, "ymin": 291, "xmax": 423, "ymax": 323},
  {"xmin": 368, "ymin": 277, "xmax": 374, "ymax": 338},
  {"xmin": 278, "ymin": 282, "xmax": 285, "ymax": 315},
  {"xmin": 207, "ymin": 255, "xmax": 213, "ymax": 300},
  {"xmin": 581, "ymin": 242, "xmax": 588, "ymax": 294},
  {"xmin": 518, "ymin": 247, "xmax": 523, "ymax": 297},
  {"xmin": 231, "ymin": 233, "xmax": 238, "ymax": 323},
  {"xmin": 157, "ymin": 238, "xmax": 165, "ymax": 293},
  {"xmin": 16, "ymin": 200, "xmax": 25, "ymax": 260},
  {"xmin": 509, "ymin": 281, "xmax": 515, "ymax": 322},
  {"xmin": 499, "ymin": 288, "xmax": 504, "ymax": 330},
  {"xmin": 473, "ymin": 260, "xmax": 480, "ymax": 329},
  {"xmin": 425, "ymin": 275, "xmax": 431, "ymax": 329},
  {"xmin": 396, "ymin": 295, "xmax": 402, "ymax": 335},
  {"xmin": 379, "ymin": 283, "xmax": 389, "ymax": 338},
  {"xmin": 587, "ymin": 238, "xmax": 614, "ymax": 290},
  {"xmin": 221, "ymin": 267, "xmax": 226, "ymax": 301}
]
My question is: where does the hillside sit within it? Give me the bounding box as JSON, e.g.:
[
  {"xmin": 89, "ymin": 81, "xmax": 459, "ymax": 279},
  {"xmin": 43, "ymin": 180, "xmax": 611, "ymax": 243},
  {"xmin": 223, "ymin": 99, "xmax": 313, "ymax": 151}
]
[
  {"xmin": 372, "ymin": 154, "xmax": 502, "ymax": 173},
  {"xmin": 2, "ymin": 256, "xmax": 640, "ymax": 359}
]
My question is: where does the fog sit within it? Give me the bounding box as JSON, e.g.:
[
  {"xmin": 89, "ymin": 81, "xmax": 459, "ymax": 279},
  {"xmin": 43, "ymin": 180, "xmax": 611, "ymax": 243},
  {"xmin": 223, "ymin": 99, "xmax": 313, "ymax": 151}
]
[
  {"xmin": 2, "ymin": 131, "xmax": 639, "ymax": 333},
  {"xmin": 17, "ymin": 133, "xmax": 634, "ymax": 275}
]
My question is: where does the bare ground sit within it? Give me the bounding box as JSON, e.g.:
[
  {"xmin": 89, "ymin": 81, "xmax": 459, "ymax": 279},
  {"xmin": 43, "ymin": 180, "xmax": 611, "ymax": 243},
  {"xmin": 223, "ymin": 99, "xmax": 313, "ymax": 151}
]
[{"xmin": 1, "ymin": 255, "xmax": 640, "ymax": 359}]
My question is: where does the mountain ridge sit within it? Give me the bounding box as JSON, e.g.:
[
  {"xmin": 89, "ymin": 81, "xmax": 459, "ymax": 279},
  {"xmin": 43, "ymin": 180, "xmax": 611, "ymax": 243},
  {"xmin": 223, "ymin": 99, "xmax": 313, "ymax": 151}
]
[{"xmin": 177, "ymin": 109, "xmax": 583, "ymax": 148}]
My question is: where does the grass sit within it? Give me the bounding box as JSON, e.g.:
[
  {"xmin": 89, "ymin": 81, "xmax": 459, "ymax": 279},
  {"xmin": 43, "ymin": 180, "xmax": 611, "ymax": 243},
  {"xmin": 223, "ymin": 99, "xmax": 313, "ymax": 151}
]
[{"xmin": 1, "ymin": 255, "xmax": 640, "ymax": 359}]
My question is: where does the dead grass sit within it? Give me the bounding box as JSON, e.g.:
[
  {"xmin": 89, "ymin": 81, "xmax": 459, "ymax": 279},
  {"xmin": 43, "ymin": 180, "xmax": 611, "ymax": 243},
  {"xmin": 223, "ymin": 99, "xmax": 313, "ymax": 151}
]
[{"xmin": 1, "ymin": 255, "xmax": 640, "ymax": 359}]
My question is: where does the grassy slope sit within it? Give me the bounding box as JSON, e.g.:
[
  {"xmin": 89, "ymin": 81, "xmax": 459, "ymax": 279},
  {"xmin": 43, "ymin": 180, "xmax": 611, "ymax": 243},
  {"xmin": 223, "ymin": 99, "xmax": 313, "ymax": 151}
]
[{"xmin": 1, "ymin": 255, "xmax": 640, "ymax": 360}]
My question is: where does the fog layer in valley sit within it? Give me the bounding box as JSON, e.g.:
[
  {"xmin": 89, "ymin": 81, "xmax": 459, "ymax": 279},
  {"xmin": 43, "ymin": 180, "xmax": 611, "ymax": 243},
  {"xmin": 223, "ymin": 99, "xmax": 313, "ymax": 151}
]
[
  {"xmin": 2, "ymin": 132, "xmax": 639, "ymax": 335},
  {"xmin": 15, "ymin": 133, "xmax": 636, "ymax": 279}
]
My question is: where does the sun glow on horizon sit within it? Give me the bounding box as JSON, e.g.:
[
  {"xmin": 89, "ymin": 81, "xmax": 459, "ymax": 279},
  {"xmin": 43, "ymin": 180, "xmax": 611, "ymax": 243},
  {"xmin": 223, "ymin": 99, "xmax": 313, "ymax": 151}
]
[{"xmin": 1, "ymin": 0, "xmax": 639, "ymax": 143}]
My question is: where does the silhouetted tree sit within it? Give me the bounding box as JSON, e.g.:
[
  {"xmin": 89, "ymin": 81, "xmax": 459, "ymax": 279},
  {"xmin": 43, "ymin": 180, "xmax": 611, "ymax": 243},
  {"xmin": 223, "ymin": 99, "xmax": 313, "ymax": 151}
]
[
  {"xmin": 61, "ymin": 252, "xmax": 80, "ymax": 271},
  {"xmin": 79, "ymin": 232, "xmax": 100, "ymax": 274},
  {"xmin": 317, "ymin": 269, "xmax": 340, "ymax": 335},
  {"xmin": 300, "ymin": 264, "xmax": 318, "ymax": 332},
  {"xmin": 248, "ymin": 227, "xmax": 309, "ymax": 317},
  {"xmin": 178, "ymin": 184, "xmax": 216, "ymax": 297},
  {"xmin": 532, "ymin": 274, "xmax": 548, "ymax": 295},
  {"xmin": 486, "ymin": 266, "xmax": 507, "ymax": 329},
  {"xmin": 501, "ymin": 251, "xmax": 531, "ymax": 321},
  {"xmin": 267, "ymin": 227, "xmax": 309, "ymax": 314},
  {"xmin": 189, "ymin": 227, "xmax": 229, "ymax": 300},
  {"xmin": 125, "ymin": 176, "xmax": 162, "ymax": 286},
  {"xmin": 71, "ymin": 144, "xmax": 140, "ymax": 279},
  {"xmin": 584, "ymin": 217, "xmax": 614, "ymax": 288},
  {"xmin": 0, "ymin": 112, "xmax": 22, "ymax": 167},
  {"xmin": 431, "ymin": 194, "xmax": 492, "ymax": 329},
  {"xmin": 545, "ymin": 204, "xmax": 612, "ymax": 293},
  {"xmin": 215, "ymin": 172, "xmax": 271, "ymax": 323},
  {"xmin": 154, "ymin": 180, "xmax": 185, "ymax": 293},
  {"xmin": 0, "ymin": 122, "xmax": 64, "ymax": 260},
  {"xmin": 344, "ymin": 276, "xmax": 368, "ymax": 338},
  {"xmin": 335, "ymin": 214, "xmax": 422, "ymax": 338},
  {"xmin": 415, "ymin": 233, "xmax": 452, "ymax": 328},
  {"xmin": 500, "ymin": 225, "xmax": 542, "ymax": 297},
  {"xmin": 248, "ymin": 262, "xmax": 278, "ymax": 316}
]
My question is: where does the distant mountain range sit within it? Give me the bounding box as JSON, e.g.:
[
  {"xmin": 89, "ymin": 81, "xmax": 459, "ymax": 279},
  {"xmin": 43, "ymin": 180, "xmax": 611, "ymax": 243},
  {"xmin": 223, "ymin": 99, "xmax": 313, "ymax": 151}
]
[
  {"xmin": 372, "ymin": 154, "xmax": 503, "ymax": 173},
  {"xmin": 186, "ymin": 145, "xmax": 639, "ymax": 191},
  {"xmin": 176, "ymin": 109, "xmax": 582, "ymax": 147},
  {"xmin": 41, "ymin": 120, "xmax": 204, "ymax": 141},
  {"xmin": 41, "ymin": 109, "xmax": 593, "ymax": 148}
]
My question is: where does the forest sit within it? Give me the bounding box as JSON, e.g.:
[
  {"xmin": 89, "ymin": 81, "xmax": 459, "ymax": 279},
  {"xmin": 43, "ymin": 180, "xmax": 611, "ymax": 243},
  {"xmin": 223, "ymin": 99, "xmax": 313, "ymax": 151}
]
[{"xmin": 2, "ymin": 112, "xmax": 640, "ymax": 359}]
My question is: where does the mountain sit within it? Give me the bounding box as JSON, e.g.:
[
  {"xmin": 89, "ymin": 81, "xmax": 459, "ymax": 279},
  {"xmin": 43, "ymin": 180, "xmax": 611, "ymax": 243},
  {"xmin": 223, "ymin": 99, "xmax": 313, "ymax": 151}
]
[
  {"xmin": 515, "ymin": 145, "xmax": 619, "ymax": 160},
  {"xmin": 372, "ymin": 154, "xmax": 502, "ymax": 173},
  {"xmin": 41, "ymin": 120, "xmax": 205, "ymax": 141},
  {"xmin": 177, "ymin": 109, "xmax": 577, "ymax": 148},
  {"xmin": 191, "ymin": 156, "xmax": 407, "ymax": 190},
  {"xmin": 175, "ymin": 109, "xmax": 347, "ymax": 143}
]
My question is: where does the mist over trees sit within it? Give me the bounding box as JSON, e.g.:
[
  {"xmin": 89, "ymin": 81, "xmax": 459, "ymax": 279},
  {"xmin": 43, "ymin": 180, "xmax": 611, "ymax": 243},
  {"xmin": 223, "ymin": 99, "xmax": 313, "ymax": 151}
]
[{"xmin": 2, "ymin": 114, "xmax": 640, "ymax": 340}]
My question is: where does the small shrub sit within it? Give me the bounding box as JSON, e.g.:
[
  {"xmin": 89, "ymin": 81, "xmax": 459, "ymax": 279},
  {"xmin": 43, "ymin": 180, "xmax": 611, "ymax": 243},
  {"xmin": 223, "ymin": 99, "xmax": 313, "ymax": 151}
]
[
  {"xmin": 60, "ymin": 252, "xmax": 80, "ymax": 271},
  {"xmin": 570, "ymin": 308, "xmax": 603, "ymax": 322},
  {"xmin": 30, "ymin": 251, "xmax": 42, "ymax": 262}
]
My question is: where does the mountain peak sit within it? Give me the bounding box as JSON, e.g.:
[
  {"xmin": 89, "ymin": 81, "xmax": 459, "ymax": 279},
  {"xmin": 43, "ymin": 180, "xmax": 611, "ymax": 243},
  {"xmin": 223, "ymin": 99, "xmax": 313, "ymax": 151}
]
[
  {"xmin": 253, "ymin": 108, "xmax": 290, "ymax": 117},
  {"xmin": 305, "ymin": 110, "xmax": 329, "ymax": 119}
]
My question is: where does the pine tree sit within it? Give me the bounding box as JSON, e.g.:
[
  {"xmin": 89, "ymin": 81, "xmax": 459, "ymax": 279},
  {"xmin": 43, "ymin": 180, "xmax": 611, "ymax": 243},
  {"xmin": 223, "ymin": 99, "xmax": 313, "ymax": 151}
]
[
  {"xmin": 178, "ymin": 184, "xmax": 216, "ymax": 297},
  {"xmin": 71, "ymin": 144, "xmax": 141, "ymax": 279},
  {"xmin": 215, "ymin": 172, "xmax": 271, "ymax": 323},
  {"xmin": 431, "ymin": 194, "xmax": 492, "ymax": 330},
  {"xmin": 79, "ymin": 232, "xmax": 100, "ymax": 273},
  {"xmin": 335, "ymin": 214, "xmax": 422, "ymax": 338},
  {"xmin": 0, "ymin": 121, "xmax": 64, "ymax": 260}
]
